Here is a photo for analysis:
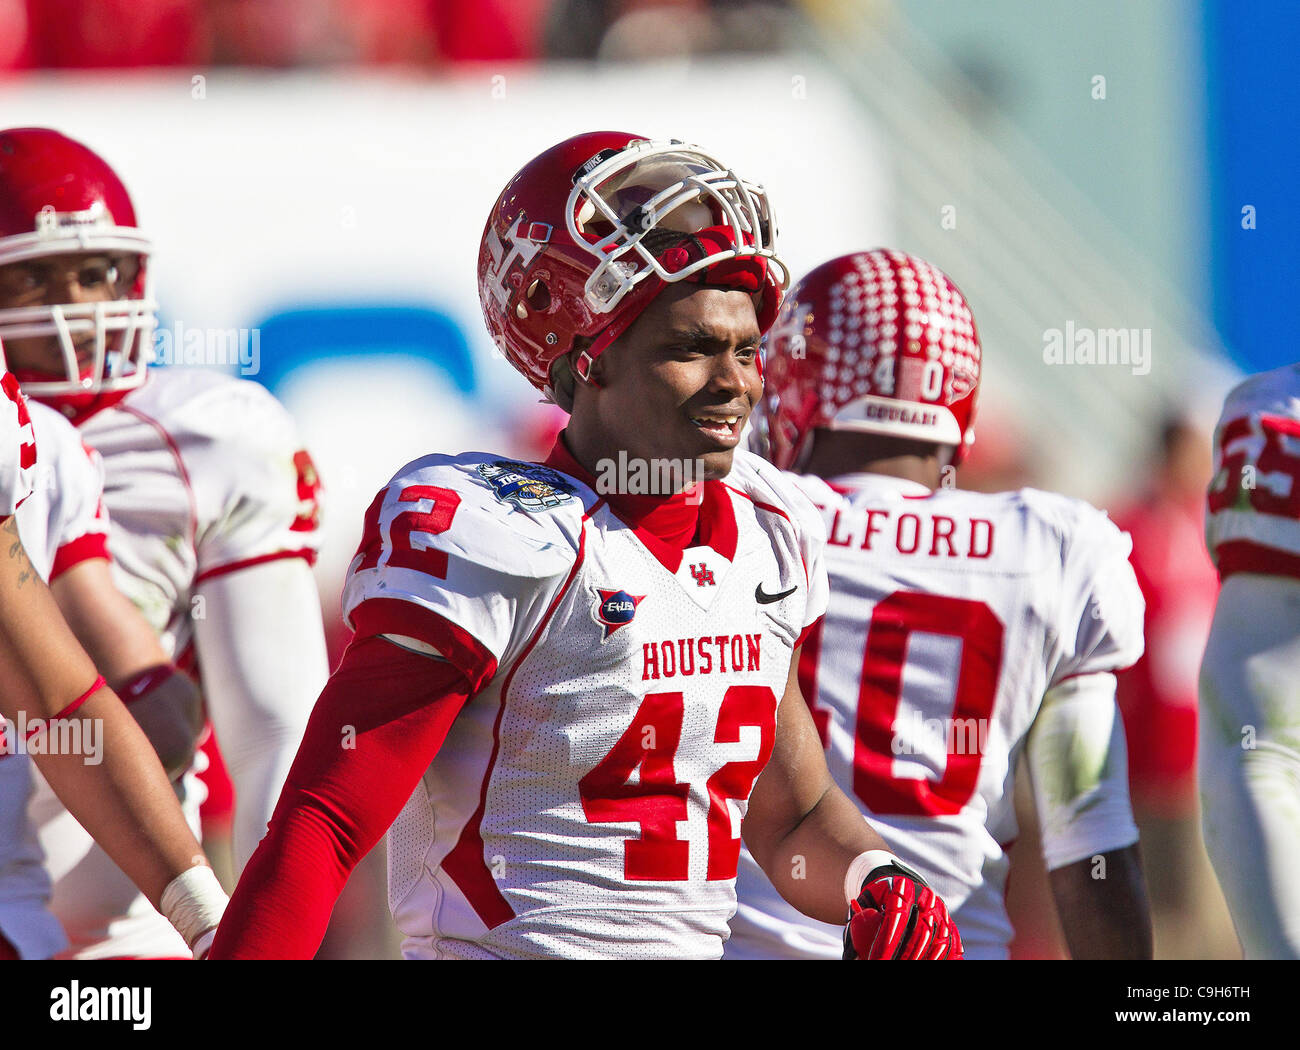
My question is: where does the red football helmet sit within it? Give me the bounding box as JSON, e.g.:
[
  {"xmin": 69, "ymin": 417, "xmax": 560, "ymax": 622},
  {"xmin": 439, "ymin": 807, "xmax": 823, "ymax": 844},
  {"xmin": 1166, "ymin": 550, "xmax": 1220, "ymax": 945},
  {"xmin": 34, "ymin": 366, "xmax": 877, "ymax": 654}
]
[
  {"xmin": 478, "ymin": 131, "xmax": 787, "ymax": 400},
  {"xmin": 0, "ymin": 128, "xmax": 157, "ymax": 423},
  {"xmin": 760, "ymin": 250, "xmax": 981, "ymax": 471}
]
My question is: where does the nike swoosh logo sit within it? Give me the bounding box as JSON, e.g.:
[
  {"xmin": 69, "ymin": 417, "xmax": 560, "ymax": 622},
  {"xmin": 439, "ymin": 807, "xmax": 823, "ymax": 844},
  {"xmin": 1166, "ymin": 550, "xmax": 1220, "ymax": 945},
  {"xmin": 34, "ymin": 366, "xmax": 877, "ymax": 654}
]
[{"xmin": 755, "ymin": 583, "xmax": 797, "ymax": 604}]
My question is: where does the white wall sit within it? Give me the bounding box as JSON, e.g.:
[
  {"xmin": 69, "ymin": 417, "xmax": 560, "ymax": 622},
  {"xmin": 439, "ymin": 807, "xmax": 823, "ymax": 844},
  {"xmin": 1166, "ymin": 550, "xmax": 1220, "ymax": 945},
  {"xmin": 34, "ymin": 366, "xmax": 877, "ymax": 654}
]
[{"xmin": 1, "ymin": 60, "xmax": 893, "ymax": 594}]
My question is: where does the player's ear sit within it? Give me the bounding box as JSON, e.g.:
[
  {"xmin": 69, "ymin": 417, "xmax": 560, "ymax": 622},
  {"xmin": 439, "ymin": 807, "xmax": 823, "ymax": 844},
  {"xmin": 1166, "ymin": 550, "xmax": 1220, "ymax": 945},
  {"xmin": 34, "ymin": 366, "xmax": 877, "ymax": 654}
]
[{"xmin": 549, "ymin": 356, "xmax": 578, "ymax": 412}]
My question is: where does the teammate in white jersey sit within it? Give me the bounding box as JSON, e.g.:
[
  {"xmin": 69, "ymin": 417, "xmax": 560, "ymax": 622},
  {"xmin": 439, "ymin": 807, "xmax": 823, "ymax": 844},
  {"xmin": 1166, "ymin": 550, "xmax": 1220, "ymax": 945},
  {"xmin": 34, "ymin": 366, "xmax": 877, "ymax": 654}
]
[
  {"xmin": 729, "ymin": 250, "xmax": 1152, "ymax": 959},
  {"xmin": 1, "ymin": 396, "xmax": 203, "ymax": 957},
  {"xmin": 212, "ymin": 132, "xmax": 961, "ymax": 960},
  {"xmin": 16, "ymin": 400, "xmax": 202, "ymax": 786},
  {"xmin": 0, "ymin": 127, "xmax": 327, "ymax": 957},
  {"xmin": 1200, "ymin": 363, "xmax": 1300, "ymax": 958},
  {"xmin": 0, "ymin": 364, "xmax": 227, "ymax": 959}
]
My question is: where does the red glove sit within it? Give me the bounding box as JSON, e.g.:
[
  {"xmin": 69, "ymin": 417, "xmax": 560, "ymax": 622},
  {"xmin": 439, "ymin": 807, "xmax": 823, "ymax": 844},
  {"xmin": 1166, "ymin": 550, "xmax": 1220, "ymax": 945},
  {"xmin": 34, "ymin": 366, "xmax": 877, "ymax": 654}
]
[{"xmin": 844, "ymin": 857, "xmax": 963, "ymax": 960}]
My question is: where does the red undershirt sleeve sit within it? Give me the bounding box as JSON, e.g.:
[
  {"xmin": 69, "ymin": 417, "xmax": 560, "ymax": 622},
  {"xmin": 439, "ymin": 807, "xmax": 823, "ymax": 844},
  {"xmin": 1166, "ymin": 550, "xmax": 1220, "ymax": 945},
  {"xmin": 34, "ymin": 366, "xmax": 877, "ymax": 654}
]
[{"xmin": 209, "ymin": 634, "xmax": 473, "ymax": 959}]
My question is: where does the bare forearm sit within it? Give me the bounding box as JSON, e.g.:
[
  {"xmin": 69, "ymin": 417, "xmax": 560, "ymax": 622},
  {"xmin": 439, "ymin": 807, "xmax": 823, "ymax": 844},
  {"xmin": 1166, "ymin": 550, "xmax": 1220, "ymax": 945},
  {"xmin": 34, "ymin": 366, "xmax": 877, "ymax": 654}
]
[
  {"xmin": 748, "ymin": 784, "xmax": 891, "ymax": 924},
  {"xmin": 1049, "ymin": 845, "xmax": 1152, "ymax": 959},
  {"xmin": 53, "ymin": 558, "xmax": 204, "ymax": 776},
  {"xmin": 32, "ymin": 689, "xmax": 210, "ymax": 911},
  {"xmin": 743, "ymin": 643, "xmax": 895, "ymax": 924},
  {"xmin": 0, "ymin": 519, "xmax": 100, "ymax": 719},
  {"xmin": 51, "ymin": 558, "xmax": 167, "ymax": 682},
  {"xmin": 0, "ymin": 522, "xmax": 214, "ymax": 929}
]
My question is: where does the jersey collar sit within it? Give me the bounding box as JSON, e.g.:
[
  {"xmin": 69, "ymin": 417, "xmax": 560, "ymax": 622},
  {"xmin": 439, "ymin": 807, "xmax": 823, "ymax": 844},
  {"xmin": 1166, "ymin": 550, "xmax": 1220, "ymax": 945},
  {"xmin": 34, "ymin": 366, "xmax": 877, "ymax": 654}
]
[
  {"xmin": 825, "ymin": 471, "xmax": 935, "ymax": 500},
  {"xmin": 543, "ymin": 434, "xmax": 738, "ymax": 571}
]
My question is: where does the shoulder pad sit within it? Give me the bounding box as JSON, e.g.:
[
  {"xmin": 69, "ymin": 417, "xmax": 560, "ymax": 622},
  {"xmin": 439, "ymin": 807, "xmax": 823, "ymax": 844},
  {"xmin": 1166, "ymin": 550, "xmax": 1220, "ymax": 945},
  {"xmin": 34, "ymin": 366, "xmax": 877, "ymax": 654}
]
[
  {"xmin": 1220, "ymin": 363, "xmax": 1300, "ymax": 426},
  {"xmin": 375, "ymin": 451, "xmax": 596, "ymax": 579},
  {"xmin": 120, "ymin": 369, "xmax": 298, "ymax": 452},
  {"xmin": 725, "ymin": 451, "xmax": 825, "ymax": 531},
  {"xmin": 1014, "ymin": 487, "xmax": 1130, "ymax": 554}
]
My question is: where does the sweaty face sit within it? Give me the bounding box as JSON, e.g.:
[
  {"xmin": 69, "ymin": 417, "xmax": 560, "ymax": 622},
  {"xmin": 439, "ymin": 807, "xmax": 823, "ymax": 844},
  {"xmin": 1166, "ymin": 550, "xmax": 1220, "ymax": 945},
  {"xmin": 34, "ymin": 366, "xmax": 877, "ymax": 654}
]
[
  {"xmin": 580, "ymin": 284, "xmax": 763, "ymax": 483},
  {"xmin": 0, "ymin": 252, "xmax": 138, "ymax": 376}
]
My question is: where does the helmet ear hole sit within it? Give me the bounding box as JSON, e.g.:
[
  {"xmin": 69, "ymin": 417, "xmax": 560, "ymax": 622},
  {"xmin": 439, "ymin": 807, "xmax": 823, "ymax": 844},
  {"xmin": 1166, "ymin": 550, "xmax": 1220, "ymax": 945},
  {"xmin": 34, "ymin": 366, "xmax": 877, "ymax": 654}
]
[{"xmin": 525, "ymin": 279, "xmax": 551, "ymax": 313}]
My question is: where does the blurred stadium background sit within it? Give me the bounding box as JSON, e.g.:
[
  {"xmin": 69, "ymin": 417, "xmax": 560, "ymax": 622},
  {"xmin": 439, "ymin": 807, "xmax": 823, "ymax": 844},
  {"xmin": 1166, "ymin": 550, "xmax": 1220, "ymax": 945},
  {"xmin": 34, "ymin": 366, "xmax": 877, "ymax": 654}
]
[{"xmin": 3, "ymin": 0, "xmax": 1296, "ymax": 959}]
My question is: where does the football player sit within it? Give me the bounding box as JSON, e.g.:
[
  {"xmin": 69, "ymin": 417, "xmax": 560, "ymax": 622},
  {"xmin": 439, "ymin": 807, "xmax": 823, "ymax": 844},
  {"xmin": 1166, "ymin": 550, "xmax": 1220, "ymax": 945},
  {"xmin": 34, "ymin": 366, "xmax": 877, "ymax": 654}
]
[
  {"xmin": 211, "ymin": 132, "xmax": 960, "ymax": 960},
  {"xmin": 1200, "ymin": 363, "xmax": 1300, "ymax": 959},
  {"xmin": 728, "ymin": 250, "xmax": 1152, "ymax": 959},
  {"xmin": 1, "ymin": 387, "xmax": 205, "ymax": 958},
  {"xmin": 0, "ymin": 127, "xmax": 328, "ymax": 958},
  {"xmin": 0, "ymin": 368, "xmax": 226, "ymax": 960}
]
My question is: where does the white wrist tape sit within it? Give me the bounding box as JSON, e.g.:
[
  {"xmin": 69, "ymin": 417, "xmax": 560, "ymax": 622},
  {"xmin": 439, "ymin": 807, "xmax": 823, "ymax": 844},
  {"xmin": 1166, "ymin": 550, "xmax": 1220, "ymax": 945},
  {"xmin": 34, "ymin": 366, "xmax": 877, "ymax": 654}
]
[
  {"xmin": 191, "ymin": 928, "xmax": 218, "ymax": 961},
  {"xmin": 844, "ymin": 850, "xmax": 904, "ymax": 905},
  {"xmin": 161, "ymin": 865, "xmax": 228, "ymax": 957}
]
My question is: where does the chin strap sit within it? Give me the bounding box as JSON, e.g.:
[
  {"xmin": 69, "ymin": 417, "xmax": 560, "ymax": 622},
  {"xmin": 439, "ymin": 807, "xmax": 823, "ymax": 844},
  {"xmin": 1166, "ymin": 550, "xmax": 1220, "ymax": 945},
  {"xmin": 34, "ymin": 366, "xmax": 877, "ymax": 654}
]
[{"xmin": 572, "ymin": 349, "xmax": 602, "ymax": 389}]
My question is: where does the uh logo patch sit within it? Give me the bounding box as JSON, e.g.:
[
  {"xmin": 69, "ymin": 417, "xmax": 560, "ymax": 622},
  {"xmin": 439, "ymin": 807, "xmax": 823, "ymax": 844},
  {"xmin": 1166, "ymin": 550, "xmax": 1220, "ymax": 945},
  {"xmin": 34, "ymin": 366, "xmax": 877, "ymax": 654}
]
[{"xmin": 591, "ymin": 588, "xmax": 646, "ymax": 643}]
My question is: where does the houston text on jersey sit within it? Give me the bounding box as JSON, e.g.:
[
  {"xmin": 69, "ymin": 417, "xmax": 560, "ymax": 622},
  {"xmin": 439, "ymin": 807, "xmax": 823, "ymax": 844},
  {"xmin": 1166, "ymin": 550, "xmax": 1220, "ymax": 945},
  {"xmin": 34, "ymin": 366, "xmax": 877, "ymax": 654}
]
[{"xmin": 641, "ymin": 633, "xmax": 763, "ymax": 681}]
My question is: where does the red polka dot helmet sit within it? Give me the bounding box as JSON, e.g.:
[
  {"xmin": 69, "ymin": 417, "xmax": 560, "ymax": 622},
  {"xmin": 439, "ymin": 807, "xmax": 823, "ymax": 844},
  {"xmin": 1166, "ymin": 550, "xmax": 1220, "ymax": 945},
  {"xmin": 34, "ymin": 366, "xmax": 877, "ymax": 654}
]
[{"xmin": 760, "ymin": 249, "xmax": 981, "ymax": 470}]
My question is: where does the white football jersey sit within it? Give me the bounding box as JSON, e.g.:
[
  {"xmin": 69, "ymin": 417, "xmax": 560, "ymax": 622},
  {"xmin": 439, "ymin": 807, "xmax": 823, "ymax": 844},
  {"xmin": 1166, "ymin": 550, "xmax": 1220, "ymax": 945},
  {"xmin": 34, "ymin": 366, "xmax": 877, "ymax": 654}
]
[
  {"xmin": 0, "ymin": 401, "xmax": 111, "ymax": 959},
  {"xmin": 0, "ymin": 372, "xmax": 35, "ymax": 517},
  {"xmin": 342, "ymin": 448, "xmax": 826, "ymax": 960},
  {"xmin": 78, "ymin": 367, "xmax": 322, "ymax": 655},
  {"xmin": 27, "ymin": 367, "xmax": 323, "ymax": 959},
  {"xmin": 728, "ymin": 472, "xmax": 1144, "ymax": 959},
  {"xmin": 1200, "ymin": 364, "xmax": 1300, "ymax": 958},
  {"xmin": 1205, "ymin": 363, "xmax": 1300, "ymax": 581},
  {"xmin": 14, "ymin": 401, "xmax": 111, "ymax": 581}
]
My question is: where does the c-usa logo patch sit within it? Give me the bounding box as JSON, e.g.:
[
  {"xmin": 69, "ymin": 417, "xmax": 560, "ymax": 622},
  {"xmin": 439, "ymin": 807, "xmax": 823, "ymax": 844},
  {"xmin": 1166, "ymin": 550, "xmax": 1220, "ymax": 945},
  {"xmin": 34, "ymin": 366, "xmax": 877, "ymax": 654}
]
[
  {"xmin": 476, "ymin": 460, "xmax": 574, "ymax": 512},
  {"xmin": 591, "ymin": 588, "xmax": 645, "ymax": 643}
]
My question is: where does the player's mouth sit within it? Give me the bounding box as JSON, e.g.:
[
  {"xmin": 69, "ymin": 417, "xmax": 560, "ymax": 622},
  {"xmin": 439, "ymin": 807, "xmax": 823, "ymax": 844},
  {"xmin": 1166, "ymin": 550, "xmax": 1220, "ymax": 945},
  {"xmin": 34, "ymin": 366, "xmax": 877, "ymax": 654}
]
[
  {"xmin": 688, "ymin": 410, "xmax": 745, "ymax": 446},
  {"xmin": 3, "ymin": 334, "xmax": 89, "ymax": 379}
]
